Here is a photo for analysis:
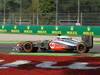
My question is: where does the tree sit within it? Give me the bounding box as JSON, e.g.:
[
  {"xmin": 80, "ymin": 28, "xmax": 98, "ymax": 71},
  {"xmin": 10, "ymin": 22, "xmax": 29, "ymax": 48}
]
[
  {"xmin": 6, "ymin": 0, "xmax": 20, "ymax": 12},
  {"xmin": 59, "ymin": 0, "xmax": 100, "ymax": 13}
]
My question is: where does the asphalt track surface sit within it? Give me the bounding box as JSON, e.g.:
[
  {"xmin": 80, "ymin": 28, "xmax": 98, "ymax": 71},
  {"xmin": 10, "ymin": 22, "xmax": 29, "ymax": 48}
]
[{"xmin": 0, "ymin": 43, "xmax": 100, "ymax": 53}]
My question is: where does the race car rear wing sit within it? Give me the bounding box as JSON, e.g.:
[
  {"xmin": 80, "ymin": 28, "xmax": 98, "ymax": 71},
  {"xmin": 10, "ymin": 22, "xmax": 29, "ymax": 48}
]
[{"xmin": 81, "ymin": 35, "xmax": 93, "ymax": 49}]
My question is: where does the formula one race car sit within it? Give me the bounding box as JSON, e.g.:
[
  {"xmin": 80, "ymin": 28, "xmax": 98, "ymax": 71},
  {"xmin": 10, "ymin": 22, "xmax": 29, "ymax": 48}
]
[{"xmin": 12, "ymin": 35, "xmax": 93, "ymax": 53}]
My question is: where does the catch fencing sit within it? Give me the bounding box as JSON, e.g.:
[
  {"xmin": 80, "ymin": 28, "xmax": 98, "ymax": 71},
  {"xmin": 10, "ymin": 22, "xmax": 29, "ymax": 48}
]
[{"xmin": 0, "ymin": 13, "xmax": 100, "ymax": 25}]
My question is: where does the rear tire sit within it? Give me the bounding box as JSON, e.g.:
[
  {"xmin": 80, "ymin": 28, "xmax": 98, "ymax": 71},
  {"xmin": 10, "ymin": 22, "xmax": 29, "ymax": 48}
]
[{"xmin": 77, "ymin": 43, "xmax": 89, "ymax": 53}]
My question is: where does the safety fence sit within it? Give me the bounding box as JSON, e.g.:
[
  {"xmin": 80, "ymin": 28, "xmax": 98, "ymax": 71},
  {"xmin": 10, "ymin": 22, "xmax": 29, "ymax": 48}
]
[{"xmin": 0, "ymin": 24, "xmax": 100, "ymax": 36}]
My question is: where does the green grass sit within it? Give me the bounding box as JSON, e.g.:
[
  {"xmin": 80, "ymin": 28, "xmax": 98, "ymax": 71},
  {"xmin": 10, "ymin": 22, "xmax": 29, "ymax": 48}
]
[
  {"xmin": 9, "ymin": 52, "xmax": 75, "ymax": 56},
  {"xmin": 94, "ymin": 41, "xmax": 100, "ymax": 44},
  {"xmin": 8, "ymin": 52, "xmax": 100, "ymax": 57},
  {"xmin": 0, "ymin": 41, "xmax": 19, "ymax": 44}
]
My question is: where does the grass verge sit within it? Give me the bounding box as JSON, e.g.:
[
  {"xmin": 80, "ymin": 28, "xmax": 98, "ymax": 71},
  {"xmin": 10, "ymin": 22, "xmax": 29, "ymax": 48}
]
[
  {"xmin": 0, "ymin": 41, "xmax": 19, "ymax": 44},
  {"xmin": 8, "ymin": 52, "xmax": 100, "ymax": 57}
]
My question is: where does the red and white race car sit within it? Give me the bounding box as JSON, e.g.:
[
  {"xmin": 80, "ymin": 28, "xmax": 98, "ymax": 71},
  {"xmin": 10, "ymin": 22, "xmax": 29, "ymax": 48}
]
[{"xmin": 12, "ymin": 35, "xmax": 93, "ymax": 53}]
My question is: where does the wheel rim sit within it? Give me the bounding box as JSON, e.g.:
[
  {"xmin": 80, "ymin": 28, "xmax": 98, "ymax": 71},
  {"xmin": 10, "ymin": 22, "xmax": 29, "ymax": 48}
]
[
  {"xmin": 77, "ymin": 44, "xmax": 86, "ymax": 53},
  {"xmin": 23, "ymin": 41, "xmax": 32, "ymax": 52}
]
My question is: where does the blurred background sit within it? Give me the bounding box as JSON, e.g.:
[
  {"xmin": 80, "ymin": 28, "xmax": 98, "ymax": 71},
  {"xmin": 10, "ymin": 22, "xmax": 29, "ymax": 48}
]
[{"xmin": 0, "ymin": 0, "xmax": 100, "ymax": 25}]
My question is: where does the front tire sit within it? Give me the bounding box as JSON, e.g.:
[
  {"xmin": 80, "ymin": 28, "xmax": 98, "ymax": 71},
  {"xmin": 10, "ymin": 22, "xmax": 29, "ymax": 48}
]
[{"xmin": 22, "ymin": 41, "xmax": 33, "ymax": 52}]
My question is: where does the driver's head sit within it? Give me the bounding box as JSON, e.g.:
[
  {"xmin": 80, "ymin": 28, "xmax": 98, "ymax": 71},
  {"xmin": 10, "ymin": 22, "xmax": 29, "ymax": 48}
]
[{"xmin": 58, "ymin": 34, "xmax": 61, "ymax": 36}]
